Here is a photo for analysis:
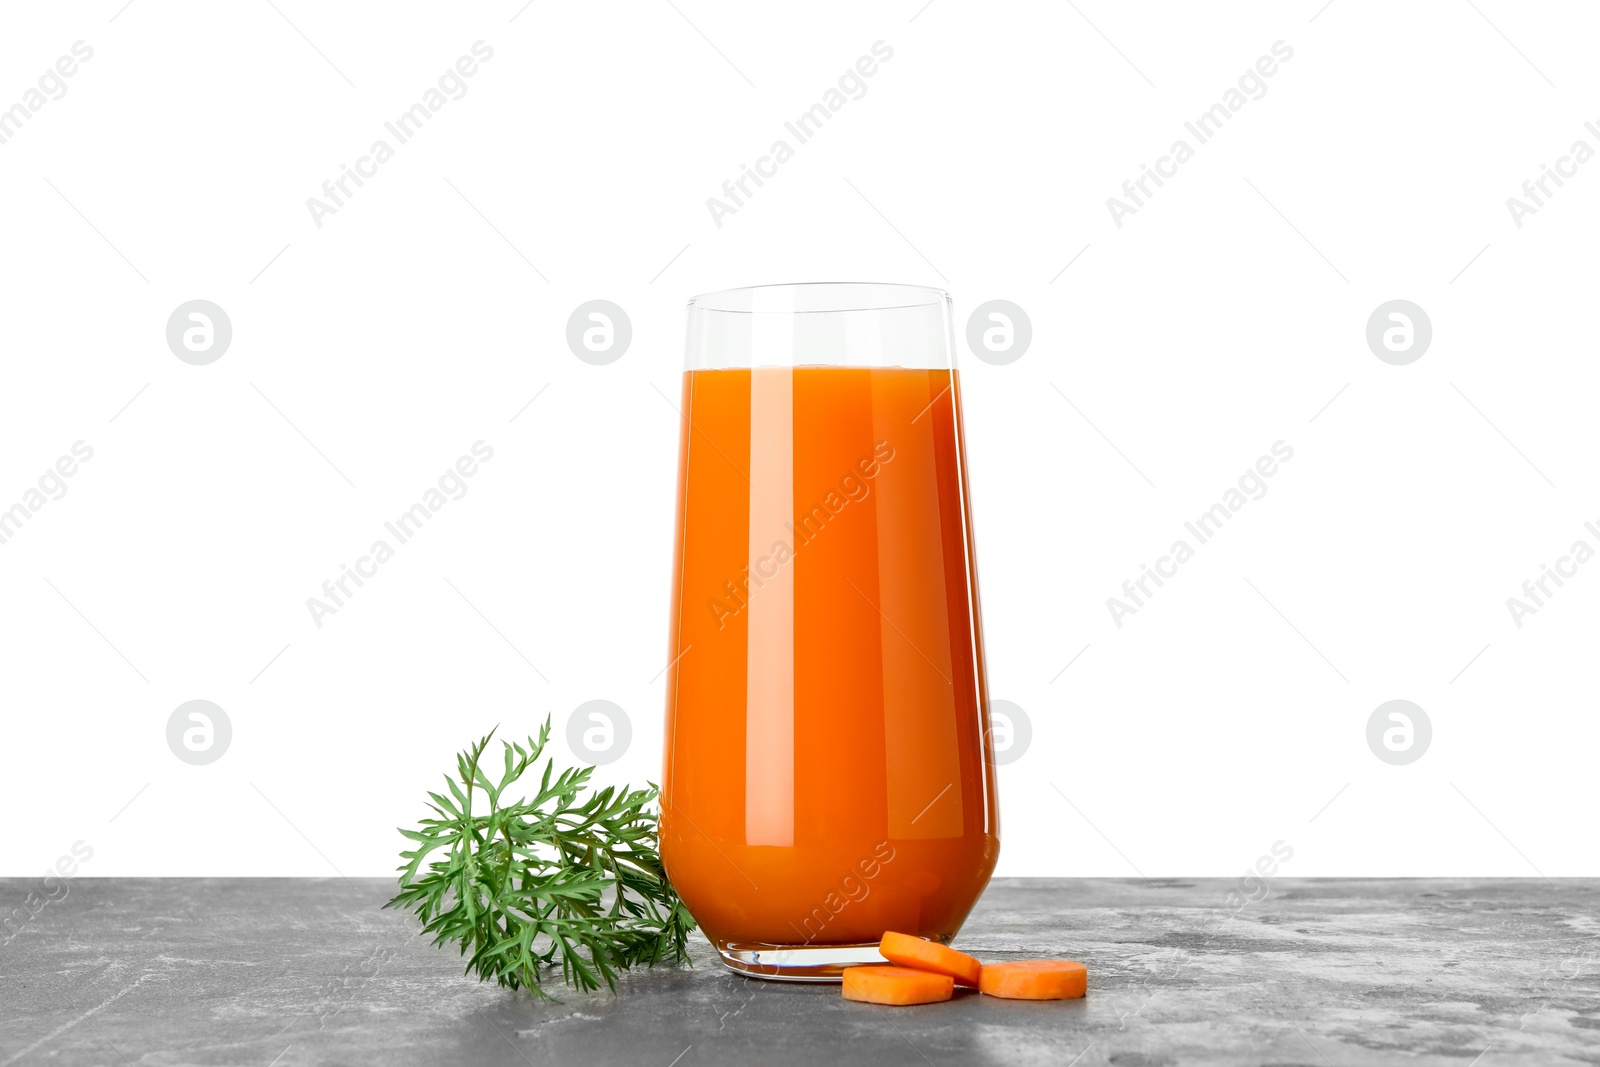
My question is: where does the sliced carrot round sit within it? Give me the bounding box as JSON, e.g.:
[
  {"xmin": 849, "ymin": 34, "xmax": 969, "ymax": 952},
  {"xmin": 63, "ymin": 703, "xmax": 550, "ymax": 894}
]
[
  {"xmin": 978, "ymin": 960, "xmax": 1087, "ymax": 1000},
  {"xmin": 878, "ymin": 931, "xmax": 982, "ymax": 987},
  {"xmin": 842, "ymin": 965, "xmax": 955, "ymax": 1006}
]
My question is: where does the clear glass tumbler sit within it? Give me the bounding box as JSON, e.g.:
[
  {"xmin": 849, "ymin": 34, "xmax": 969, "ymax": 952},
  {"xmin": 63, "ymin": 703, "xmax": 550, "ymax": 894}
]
[{"xmin": 659, "ymin": 282, "xmax": 999, "ymax": 980}]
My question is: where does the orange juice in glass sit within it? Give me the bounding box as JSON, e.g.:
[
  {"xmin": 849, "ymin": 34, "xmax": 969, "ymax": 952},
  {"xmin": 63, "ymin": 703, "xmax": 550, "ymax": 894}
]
[{"xmin": 660, "ymin": 283, "xmax": 999, "ymax": 980}]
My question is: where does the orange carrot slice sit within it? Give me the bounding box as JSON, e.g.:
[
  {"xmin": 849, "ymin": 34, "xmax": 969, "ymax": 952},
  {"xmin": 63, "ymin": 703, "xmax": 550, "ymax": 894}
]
[
  {"xmin": 842, "ymin": 965, "xmax": 955, "ymax": 1006},
  {"xmin": 978, "ymin": 960, "xmax": 1088, "ymax": 1000},
  {"xmin": 878, "ymin": 931, "xmax": 982, "ymax": 987}
]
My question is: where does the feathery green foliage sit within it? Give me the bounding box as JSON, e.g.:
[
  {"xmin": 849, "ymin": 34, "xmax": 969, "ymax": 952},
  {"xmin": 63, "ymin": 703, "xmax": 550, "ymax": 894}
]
[{"xmin": 387, "ymin": 718, "xmax": 694, "ymax": 998}]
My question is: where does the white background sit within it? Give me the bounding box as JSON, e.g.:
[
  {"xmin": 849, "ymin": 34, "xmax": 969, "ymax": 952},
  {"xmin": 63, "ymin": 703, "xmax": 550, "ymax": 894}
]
[{"xmin": 2, "ymin": 0, "xmax": 1596, "ymax": 880}]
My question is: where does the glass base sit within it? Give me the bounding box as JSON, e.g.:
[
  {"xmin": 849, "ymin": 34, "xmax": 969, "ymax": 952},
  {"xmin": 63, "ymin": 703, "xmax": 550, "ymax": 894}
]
[{"xmin": 713, "ymin": 940, "xmax": 890, "ymax": 982}]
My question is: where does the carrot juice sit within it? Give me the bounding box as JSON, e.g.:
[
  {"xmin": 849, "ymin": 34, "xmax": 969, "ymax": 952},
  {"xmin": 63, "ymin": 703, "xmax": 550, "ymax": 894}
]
[{"xmin": 660, "ymin": 363, "xmax": 999, "ymax": 974}]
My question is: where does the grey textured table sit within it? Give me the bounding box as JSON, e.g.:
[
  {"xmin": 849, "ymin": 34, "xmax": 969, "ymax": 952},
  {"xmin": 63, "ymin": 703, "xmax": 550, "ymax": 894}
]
[{"xmin": 3, "ymin": 878, "xmax": 1597, "ymax": 1066}]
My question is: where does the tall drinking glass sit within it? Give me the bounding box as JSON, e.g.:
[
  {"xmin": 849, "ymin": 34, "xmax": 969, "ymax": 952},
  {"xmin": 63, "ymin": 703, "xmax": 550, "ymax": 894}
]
[{"xmin": 660, "ymin": 282, "xmax": 999, "ymax": 980}]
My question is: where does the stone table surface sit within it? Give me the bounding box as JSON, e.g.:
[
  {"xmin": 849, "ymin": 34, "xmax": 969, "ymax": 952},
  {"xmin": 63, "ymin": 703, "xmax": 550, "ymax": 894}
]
[{"xmin": 2, "ymin": 878, "xmax": 1598, "ymax": 1066}]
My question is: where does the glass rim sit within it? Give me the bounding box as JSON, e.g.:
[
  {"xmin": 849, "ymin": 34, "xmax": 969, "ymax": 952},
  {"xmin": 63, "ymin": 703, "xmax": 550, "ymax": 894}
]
[{"xmin": 688, "ymin": 281, "xmax": 949, "ymax": 315}]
